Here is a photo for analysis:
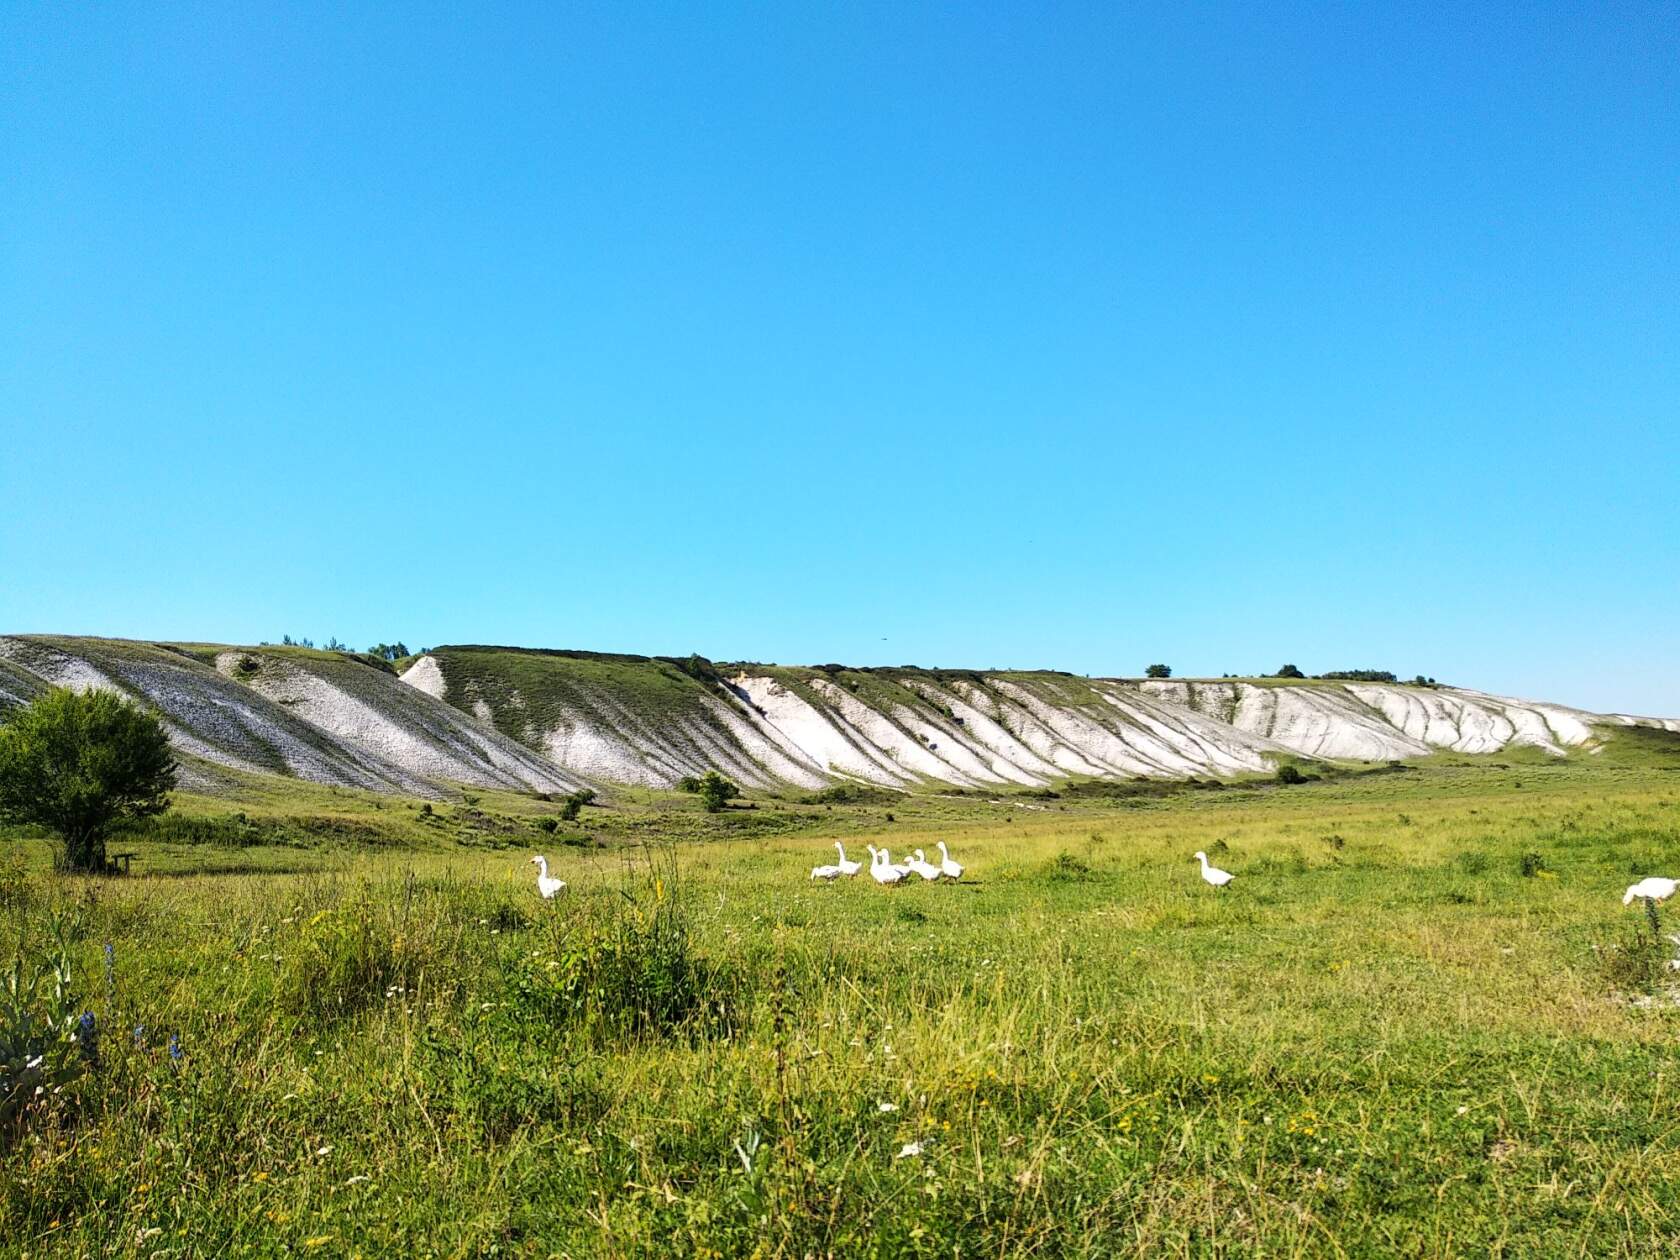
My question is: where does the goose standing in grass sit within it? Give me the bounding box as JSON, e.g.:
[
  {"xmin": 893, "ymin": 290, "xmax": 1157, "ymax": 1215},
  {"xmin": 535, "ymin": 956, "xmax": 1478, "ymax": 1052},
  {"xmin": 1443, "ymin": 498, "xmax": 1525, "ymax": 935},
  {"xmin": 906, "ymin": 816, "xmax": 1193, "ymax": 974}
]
[
  {"xmin": 833, "ymin": 842, "xmax": 863, "ymax": 876},
  {"xmin": 870, "ymin": 846, "xmax": 906, "ymax": 886},
  {"xmin": 811, "ymin": 863, "xmax": 842, "ymax": 881},
  {"xmin": 530, "ymin": 855, "xmax": 566, "ymax": 899},
  {"xmin": 906, "ymin": 849, "xmax": 943, "ymax": 880},
  {"xmin": 936, "ymin": 841, "xmax": 964, "ymax": 880},
  {"xmin": 1194, "ymin": 851, "xmax": 1234, "ymax": 888},
  {"xmin": 1623, "ymin": 877, "xmax": 1678, "ymax": 905}
]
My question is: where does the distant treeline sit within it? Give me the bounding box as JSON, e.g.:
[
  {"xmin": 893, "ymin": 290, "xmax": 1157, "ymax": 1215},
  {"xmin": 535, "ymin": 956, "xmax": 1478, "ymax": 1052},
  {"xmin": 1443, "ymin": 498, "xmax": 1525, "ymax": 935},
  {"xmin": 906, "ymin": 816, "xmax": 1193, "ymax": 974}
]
[{"xmin": 1269, "ymin": 665, "xmax": 1437, "ymax": 686}]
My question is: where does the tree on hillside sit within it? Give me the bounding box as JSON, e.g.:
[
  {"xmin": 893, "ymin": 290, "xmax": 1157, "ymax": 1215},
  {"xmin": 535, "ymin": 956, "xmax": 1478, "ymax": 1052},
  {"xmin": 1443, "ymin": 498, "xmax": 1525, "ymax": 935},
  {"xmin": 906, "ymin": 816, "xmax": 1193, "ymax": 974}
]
[
  {"xmin": 0, "ymin": 687, "xmax": 178, "ymax": 872},
  {"xmin": 368, "ymin": 642, "xmax": 411, "ymax": 662},
  {"xmin": 697, "ymin": 770, "xmax": 739, "ymax": 813},
  {"xmin": 1144, "ymin": 664, "xmax": 1172, "ymax": 679},
  {"xmin": 1275, "ymin": 664, "xmax": 1305, "ymax": 679}
]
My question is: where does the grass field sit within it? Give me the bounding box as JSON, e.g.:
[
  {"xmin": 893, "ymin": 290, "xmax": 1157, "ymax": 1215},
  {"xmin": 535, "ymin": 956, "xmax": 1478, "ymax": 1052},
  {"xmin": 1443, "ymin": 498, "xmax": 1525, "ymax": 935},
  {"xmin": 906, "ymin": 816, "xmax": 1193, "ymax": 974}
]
[{"xmin": 4, "ymin": 739, "xmax": 1680, "ymax": 1256}]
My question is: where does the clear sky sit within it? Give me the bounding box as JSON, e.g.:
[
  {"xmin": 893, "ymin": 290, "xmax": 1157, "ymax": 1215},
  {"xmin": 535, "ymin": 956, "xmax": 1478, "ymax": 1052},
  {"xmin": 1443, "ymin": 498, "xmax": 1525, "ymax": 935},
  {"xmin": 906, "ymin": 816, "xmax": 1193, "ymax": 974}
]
[{"xmin": 3, "ymin": 3, "xmax": 1676, "ymax": 715}]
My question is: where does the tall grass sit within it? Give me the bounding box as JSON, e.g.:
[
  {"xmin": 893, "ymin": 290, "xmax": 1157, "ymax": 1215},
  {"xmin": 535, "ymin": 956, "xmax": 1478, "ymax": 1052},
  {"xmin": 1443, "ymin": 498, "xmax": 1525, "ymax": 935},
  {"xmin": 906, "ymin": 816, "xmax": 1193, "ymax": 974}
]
[{"xmin": 2, "ymin": 764, "xmax": 1679, "ymax": 1253}]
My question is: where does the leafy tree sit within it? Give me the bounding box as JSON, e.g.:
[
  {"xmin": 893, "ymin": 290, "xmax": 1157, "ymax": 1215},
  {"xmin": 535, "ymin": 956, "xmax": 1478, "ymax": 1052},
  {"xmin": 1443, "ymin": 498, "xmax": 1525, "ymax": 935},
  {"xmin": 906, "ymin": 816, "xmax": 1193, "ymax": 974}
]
[
  {"xmin": 367, "ymin": 642, "xmax": 411, "ymax": 662},
  {"xmin": 1144, "ymin": 664, "xmax": 1172, "ymax": 679},
  {"xmin": 1275, "ymin": 664, "xmax": 1305, "ymax": 679},
  {"xmin": 697, "ymin": 770, "xmax": 738, "ymax": 813},
  {"xmin": 0, "ymin": 688, "xmax": 178, "ymax": 872}
]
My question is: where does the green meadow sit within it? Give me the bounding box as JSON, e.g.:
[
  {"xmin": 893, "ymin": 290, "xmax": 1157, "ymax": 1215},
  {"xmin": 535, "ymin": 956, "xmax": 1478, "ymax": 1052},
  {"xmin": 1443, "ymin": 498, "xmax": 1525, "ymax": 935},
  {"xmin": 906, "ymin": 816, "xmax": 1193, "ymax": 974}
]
[{"xmin": 4, "ymin": 737, "xmax": 1680, "ymax": 1256}]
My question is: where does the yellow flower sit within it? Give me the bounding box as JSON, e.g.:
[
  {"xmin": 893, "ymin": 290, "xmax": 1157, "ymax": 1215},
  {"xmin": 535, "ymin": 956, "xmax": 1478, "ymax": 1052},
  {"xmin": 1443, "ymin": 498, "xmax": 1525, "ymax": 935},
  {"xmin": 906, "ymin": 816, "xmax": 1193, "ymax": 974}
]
[{"xmin": 304, "ymin": 1236, "xmax": 333, "ymax": 1248}]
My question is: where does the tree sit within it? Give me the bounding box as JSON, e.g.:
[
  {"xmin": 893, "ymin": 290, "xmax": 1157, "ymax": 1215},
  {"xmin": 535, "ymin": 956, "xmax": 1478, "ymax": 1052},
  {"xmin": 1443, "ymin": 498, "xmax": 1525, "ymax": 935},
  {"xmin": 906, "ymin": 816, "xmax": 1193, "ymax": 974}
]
[
  {"xmin": 367, "ymin": 642, "xmax": 411, "ymax": 662},
  {"xmin": 697, "ymin": 770, "xmax": 738, "ymax": 813},
  {"xmin": 0, "ymin": 688, "xmax": 178, "ymax": 872},
  {"xmin": 1144, "ymin": 664, "xmax": 1172, "ymax": 679},
  {"xmin": 1275, "ymin": 664, "xmax": 1305, "ymax": 679}
]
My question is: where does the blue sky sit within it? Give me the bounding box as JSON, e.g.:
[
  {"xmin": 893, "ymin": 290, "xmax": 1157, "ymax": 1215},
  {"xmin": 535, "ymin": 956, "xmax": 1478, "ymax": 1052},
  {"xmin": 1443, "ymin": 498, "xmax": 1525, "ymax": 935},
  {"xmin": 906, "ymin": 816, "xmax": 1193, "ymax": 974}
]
[{"xmin": 2, "ymin": 3, "xmax": 1676, "ymax": 715}]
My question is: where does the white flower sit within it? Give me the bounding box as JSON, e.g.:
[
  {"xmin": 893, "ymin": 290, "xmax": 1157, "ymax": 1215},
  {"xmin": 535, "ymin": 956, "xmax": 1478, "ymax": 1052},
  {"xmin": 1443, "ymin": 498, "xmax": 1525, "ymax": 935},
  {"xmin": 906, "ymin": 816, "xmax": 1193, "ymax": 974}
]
[
  {"xmin": 316, "ymin": 1145, "xmax": 333, "ymax": 1157},
  {"xmin": 878, "ymin": 1102, "xmax": 898, "ymax": 1113},
  {"xmin": 897, "ymin": 1141, "xmax": 923, "ymax": 1159}
]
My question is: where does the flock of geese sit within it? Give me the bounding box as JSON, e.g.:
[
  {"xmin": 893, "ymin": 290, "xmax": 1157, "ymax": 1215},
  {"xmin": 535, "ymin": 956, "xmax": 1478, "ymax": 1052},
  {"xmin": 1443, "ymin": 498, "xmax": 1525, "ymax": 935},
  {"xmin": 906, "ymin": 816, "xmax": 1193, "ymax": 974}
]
[
  {"xmin": 811, "ymin": 841, "xmax": 964, "ymax": 884},
  {"xmin": 533, "ymin": 846, "xmax": 1677, "ymax": 908},
  {"xmin": 528, "ymin": 842, "xmax": 1242, "ymax": 898}
]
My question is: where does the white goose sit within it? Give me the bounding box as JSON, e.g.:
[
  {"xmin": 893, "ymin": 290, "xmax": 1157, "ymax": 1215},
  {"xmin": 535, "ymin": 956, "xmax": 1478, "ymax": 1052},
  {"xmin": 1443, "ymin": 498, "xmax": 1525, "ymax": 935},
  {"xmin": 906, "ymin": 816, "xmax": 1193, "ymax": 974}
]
[
  {"xmin": 869, "ymin": 845, "xmax": 905, "ymax": 886},
  {"xmin": 1194, "ymin": 851, "xmax": 1234, "ymax": 888},
  {"xmin": 833, "ymin": 842, "xmax": 863, "ymax": 877},
  {"xmin": 530, "ymin": 855, "xmax": 566, "ymax": 899},
  {"xmin": 1624, "ymin": 876, "xmax": 1678, "ymax": 905},
  {"xmin": 905, "ymin": 849, "xmax": 943, "ymax": 880},
  {"xmin": 811, "ymin": 863, "xmax": 842, "ymax": 881},
  {"xmin": 936, "ymin": 841, "xmax": 964, "ymax": 880}
]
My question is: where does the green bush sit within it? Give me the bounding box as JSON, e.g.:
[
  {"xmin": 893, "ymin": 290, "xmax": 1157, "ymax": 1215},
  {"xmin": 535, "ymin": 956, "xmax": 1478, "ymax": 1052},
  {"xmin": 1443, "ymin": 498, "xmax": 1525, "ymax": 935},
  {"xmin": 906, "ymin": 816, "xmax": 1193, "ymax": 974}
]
[
  {"xmin": 697, "ymin": 771, "xmax": 738, "ymax": 814},
  {"xmin": 1275, "ymin": 764, "xmax": 1306, "ymax": 785},
  {"xmin": 1145, "ymin": 664, "xmax": 1172, "ymax": 679}
]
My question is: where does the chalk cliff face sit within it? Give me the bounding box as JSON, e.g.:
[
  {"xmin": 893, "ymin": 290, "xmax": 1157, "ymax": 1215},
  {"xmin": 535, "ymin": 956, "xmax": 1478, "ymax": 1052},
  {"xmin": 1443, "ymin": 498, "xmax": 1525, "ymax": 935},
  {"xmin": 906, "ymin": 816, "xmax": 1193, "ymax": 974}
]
[{"xmin": 1, "ymin": 636, "xmax": 1672, "ymax": 797}]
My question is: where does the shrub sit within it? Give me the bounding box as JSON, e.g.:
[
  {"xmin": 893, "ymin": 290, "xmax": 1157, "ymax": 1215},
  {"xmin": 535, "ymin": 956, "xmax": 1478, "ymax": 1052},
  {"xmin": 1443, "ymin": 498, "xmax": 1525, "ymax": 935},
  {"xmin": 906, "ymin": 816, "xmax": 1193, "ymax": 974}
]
[
  {"xmin": 1519, "ymin": 851, "xmax": 1547, "ymax": 877},
  {"xmin": 1145, "ymin": 664, "xmax": 1172, "ymax": 679},
  {"xmin": 0, "ymin": 913, "xmax": 95, "ymax": 1133},
  {"xmin": 0, "ymin": 687, "xmax": 178, "ymax": 872},
  {"xmin": 677, "ymin": 776, "xmax": 703, "ymax": 794},
  {"xmin": 1275, "ymin": 764, "xmax": 1306, "ymax": 785},
  {"xmin": 1275, "ymin": 664, "xmax": 1305, "ymax": 679},
  {"xmin": 698, "ymin": 771, "xmax": 738, "ymax": 813},
  {"xmin": 798, "ymin": 784, "xmax": 900, "ymax": 807}
]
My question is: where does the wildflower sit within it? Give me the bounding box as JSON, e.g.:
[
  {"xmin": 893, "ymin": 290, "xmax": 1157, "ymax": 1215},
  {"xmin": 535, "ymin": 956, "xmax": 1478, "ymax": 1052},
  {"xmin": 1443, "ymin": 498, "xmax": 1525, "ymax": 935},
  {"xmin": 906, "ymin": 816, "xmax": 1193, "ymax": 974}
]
[
  {"xmin": 316, "ymin": 1145, "xmax": 333, "ymax": 1157},
  {"xmin": 304, "ymin": 1235, "xmax": 333, "ymax": 1248},
  {"xmin": 103, "ymin": 942, "xmax": 115, "ymax": 987},
  {"xmin": 878, "ymin": 1102, "xmax": 898, "ymax": 1113},
  {"xmin": 133, "ymin": 1024, "xmax": 145, "ymax": 1048},
  {"xmin": 168, "ymin": 1033, "xmax": 183, "ymax": 1066},
  {"xmin": 897, "ymin": 1141, "xmax": 924, "ymax": 1159},
  {"xmin": 78, "ymin": 1011, "xmax": 99, "ymax": 1063}
]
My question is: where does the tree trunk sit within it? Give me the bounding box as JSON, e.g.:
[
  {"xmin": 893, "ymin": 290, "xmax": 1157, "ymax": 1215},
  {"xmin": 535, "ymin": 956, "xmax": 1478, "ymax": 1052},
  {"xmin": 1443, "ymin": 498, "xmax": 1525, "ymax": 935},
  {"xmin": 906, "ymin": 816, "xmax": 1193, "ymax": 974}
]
[{"xmin": 61, "ymin": 826, "xmax": 108, "ymax": 873}]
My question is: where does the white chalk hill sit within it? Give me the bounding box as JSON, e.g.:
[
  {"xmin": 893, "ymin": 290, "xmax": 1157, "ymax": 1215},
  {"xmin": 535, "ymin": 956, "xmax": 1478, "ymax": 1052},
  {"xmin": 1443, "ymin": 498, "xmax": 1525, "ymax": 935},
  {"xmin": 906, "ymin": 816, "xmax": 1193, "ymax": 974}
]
[{"xmin": 0, "ymin": 636, "xmax": 1673, "ymax": 798}]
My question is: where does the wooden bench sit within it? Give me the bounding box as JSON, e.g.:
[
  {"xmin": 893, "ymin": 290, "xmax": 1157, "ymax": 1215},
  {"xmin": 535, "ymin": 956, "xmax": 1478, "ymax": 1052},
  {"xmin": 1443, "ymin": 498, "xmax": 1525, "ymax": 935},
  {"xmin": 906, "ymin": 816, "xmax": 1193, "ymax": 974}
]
[{"xmin": 108, "ymin": 851, "xmax": 139, "ymax": 875}]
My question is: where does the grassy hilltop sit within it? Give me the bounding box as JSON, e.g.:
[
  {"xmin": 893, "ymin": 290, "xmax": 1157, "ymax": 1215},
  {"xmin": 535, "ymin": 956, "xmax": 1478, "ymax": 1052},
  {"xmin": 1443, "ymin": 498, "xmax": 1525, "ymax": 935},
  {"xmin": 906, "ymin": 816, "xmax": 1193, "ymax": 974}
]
[{"xmin": 4, "ymin": 729, "xmax": 1680, "ymax": 1255}]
